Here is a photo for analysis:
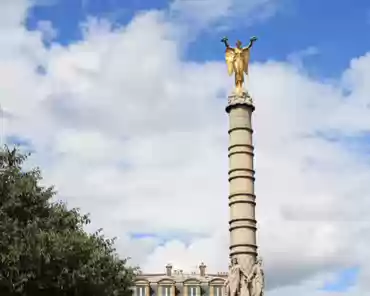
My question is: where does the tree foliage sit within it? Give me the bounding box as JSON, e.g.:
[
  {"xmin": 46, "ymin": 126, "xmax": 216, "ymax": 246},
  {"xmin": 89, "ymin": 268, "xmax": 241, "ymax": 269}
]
[{"xmin": 0, "ymin": 146, "xmax": 137, "ymax": 296}]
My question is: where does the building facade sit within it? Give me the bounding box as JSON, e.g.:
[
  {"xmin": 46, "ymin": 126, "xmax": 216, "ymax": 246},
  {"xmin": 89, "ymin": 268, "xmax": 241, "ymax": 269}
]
[{"xmin": 134, "ymin": 264, "xmax": 227, "ymax": 296}]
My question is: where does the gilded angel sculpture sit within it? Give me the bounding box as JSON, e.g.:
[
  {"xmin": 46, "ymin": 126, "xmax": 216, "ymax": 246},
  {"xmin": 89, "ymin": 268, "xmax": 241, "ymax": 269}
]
[{"xmin": 221, "ymin": 36, "xmax": 258, "ymax": 95}]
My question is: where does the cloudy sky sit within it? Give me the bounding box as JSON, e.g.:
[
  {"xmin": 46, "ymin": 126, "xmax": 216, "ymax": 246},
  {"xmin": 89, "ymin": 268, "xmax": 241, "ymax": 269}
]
[{"xmin": 1, "ymin": 0, "xmax": 370, "ymax": 295}]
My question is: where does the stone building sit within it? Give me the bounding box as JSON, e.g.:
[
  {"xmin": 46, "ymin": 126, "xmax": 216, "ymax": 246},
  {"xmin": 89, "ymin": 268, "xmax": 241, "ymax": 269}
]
[{"xmin": 134, "ymin": 263, "xmax": 227, "ymax": 296}]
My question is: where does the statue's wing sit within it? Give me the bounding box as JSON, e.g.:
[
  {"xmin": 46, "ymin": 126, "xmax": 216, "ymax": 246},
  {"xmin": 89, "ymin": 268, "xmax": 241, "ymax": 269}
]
[
  {"xmin": 242, "ymin": 48, "xmax": 250, "ymax": 75},
  {"xmin": 225, "ymin": 48, "xmax": 235, "ymax": 76}
]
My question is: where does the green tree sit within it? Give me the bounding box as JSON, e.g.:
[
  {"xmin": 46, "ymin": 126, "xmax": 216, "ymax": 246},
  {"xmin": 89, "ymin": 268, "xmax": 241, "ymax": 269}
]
[{"xmin": 0, "ymin": 146, "xmax": 137, "ymax": 296}]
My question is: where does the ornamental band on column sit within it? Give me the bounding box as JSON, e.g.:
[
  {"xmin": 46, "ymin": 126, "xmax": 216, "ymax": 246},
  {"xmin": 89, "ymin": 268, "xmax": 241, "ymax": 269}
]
[{"xmin": 221, "ymin": 36, "xmax": 265, "ymax": 296}]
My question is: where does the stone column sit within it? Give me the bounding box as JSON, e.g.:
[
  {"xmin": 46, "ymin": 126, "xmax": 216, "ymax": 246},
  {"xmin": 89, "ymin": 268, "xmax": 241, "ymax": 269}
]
[{"xmin": 226, "ymin": 91, "xmax": 257, "ymax": 269}]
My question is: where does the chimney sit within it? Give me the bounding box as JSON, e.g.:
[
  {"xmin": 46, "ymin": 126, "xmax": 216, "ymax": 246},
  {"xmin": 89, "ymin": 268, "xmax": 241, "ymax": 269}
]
[
  {"xmin": 199, "ymin": 262, "xmax": 206, "ymax": 276},
  {"xmin": 166, "ymin": 263, "xmax": 173, "ymax": 276}
]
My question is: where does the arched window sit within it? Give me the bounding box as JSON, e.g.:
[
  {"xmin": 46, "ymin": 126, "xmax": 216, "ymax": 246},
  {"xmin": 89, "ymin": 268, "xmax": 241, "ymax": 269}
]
[
  {"xmin": 137, "ymin": 286, "xmax": 146, "ymax": 296},
  {"xmin": 213, "ymin": 286, "xmax": 223, "ymax": 296},
  {"xmin": 162, "ymin": 286, "xmax": 172, "ymax": 296},
  {"xmin": 188, "ymin": 286, "xmax": 198, "ymax": 296}
]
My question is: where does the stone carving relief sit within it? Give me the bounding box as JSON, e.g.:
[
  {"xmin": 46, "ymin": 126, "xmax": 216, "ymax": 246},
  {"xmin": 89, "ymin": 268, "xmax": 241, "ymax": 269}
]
[{"xmin": 224, "ymin": 257, "xmax": 264, "ymax": 296}]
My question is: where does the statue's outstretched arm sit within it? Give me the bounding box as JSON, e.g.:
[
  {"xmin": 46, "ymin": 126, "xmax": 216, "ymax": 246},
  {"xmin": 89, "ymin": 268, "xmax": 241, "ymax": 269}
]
[
  {"xmin": 244, "ymin": 41, "xmax": 252, "ymax": 50},
  {"xmin": 247, "ymin": 265, "xmax": 256, "ymax": 281},
  {"xmin": 221, "ymin": 36, "xmax": 230, "ymax": 48},
  {"xmin": 240, "ymin": 267, "xmax": 248, "ymax": 278},
  {"xmin": 244, "ymin": 36, "xmax": 258, "ymax": 50}
]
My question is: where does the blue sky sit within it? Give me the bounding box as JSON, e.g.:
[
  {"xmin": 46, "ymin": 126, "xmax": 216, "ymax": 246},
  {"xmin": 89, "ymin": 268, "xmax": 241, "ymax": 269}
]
[
  {"xmin": 322, "ymin": 267, "xmax": 360, "ymax": 292},
  {"xmin": 27, "ymin": 0, "xmax": 370, "ymax": 78}
]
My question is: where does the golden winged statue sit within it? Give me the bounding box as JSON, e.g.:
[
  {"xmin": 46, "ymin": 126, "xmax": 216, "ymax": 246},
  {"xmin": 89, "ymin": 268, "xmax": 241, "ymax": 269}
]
[{"xmin": 221, "ymin": 36, "xmax": 258, "ymax": 95}]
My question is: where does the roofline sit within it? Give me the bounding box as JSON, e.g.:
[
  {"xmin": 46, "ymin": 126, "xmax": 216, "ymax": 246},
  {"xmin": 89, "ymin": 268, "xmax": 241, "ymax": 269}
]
[{"xmin": 137, "ymin": 273, "xmax": 166, "ymax": 277}]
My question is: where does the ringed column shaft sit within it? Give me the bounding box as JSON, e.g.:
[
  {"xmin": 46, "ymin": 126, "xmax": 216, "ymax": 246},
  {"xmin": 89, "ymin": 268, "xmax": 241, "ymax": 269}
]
[{"xmin": 226, "ymin": 94, "xmax": 257, "ymax": 265}]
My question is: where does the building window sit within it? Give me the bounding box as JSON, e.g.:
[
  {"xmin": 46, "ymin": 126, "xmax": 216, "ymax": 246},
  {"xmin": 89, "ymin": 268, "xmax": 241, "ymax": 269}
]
[
  {"xmin": 214, "ymin": 286, "xmax": 222, "ymax": 296},
  {"xmin": 189, "ymin": 286, "xmax": 198, "ymax": 296},
  {"xmin": 162, "ymin": 286, "xmax": 172, "ymax": 296},
  {"xmin": 137, "ymin": 286, "xmax": 146, "ymax": 296}
]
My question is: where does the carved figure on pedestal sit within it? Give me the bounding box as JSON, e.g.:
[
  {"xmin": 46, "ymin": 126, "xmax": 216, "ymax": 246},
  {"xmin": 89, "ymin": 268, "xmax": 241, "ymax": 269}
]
[
  {"xmin": 224, "ymin": 258, "xmax": 250, "ymax": 296},
  {"xmin": 247, "ymin": 258, "xmax": 264, "ymax": 296},
  {"xmin": 221, "ymin": 36, "xmax": 258, "ymax": 96}
]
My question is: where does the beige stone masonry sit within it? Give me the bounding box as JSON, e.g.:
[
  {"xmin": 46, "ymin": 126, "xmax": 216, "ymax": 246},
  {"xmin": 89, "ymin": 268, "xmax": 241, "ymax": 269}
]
[{"xmin": 226, "ymin": 91, "xmax": 257, "ymax": 270}]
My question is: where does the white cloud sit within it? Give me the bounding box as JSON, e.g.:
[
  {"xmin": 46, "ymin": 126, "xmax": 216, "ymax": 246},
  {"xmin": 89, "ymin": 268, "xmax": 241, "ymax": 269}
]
[
  {"xmin": 37, "ymin": 20, "xmax": 57, "ymax": 42},
  {"xmin": 0, "ymin": 0, "xmax": 30, "ymax": 29},
  {"xmin": 287, "ymin": 46, "xmax": 320, "ymax": 69},
  {"xmin": 168, "ymin": 0, "xmax": 283, "ymax": 35},
  {"xmin": 1, "ymin": 0, "xmax": 370, "ymax": 295}
]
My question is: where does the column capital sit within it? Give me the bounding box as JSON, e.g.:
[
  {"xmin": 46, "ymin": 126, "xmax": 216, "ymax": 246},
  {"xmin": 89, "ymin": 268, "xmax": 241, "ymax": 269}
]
[{"xmin": 226, "ymin": 91, "xmax": 254, "ymax": 113}]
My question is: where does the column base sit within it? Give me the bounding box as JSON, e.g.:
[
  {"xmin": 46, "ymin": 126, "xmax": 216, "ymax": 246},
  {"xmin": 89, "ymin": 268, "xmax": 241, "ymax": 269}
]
[{"xmin": 226, "ymin": 91, "xmax": 254, "ymax": 113}]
